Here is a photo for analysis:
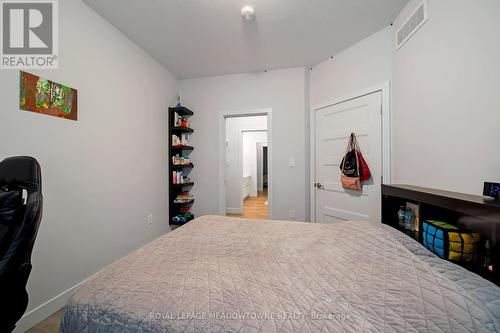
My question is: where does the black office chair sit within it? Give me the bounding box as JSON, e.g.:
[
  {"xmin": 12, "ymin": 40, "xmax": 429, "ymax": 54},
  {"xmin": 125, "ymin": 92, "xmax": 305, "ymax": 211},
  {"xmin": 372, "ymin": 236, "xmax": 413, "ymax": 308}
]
[{"xmin": 0, "ymin": 156, "xmax": 43, "ymax": 333}]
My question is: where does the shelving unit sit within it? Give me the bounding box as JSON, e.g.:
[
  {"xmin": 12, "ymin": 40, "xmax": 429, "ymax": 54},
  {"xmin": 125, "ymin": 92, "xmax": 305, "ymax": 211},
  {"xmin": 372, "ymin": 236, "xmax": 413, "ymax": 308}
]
[
  {"xmin": 168, "ymin": 106, "xmax": 195, "ymax": 225},
  {"xmin": 382, "ymin": 184, "xmax": 500, "ymax": 285}
]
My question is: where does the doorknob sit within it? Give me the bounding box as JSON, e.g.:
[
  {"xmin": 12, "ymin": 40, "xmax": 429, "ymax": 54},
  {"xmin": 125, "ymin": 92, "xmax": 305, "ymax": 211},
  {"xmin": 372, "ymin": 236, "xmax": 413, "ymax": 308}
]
[{"xmin": 314, "ymin": 182, "xmax": 324, "ymax": 189}]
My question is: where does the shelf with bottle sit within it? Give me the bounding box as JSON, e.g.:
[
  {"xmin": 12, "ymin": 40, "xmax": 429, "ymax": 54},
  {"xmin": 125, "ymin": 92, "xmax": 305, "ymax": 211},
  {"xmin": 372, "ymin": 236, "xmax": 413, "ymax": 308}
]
[
  {"xmin": 395, "ymin": 202, "xmax": 420, "ymax": 240},
  {"xmin": 382, "ymin": 184, "xmax": 500, "ymax": 286},
  {"xmin": 173, "ymin": 191, "xmax": 194, "ymax": 205},
  {"xmin": 169, "ymin": 105, "xmax": 195, "ymax": 226}
]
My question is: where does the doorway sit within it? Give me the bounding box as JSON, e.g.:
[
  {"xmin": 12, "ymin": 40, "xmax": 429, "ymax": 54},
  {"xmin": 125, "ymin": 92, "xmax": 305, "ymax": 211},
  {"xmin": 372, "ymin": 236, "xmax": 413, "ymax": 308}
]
[
  {"xmin": 220, "ymin": 110, "xmax": 272, "ymax": 219},
  {"xmin": 311, "ymin": 83, "xmax": 391, "ymax": 223}
]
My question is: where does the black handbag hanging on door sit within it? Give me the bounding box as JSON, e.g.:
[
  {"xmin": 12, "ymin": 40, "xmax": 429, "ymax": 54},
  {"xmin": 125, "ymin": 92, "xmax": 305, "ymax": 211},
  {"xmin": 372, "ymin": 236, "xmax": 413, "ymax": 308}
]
[{"xmin": 339, "ymin": 133, "xmax": 358, "ymax": 177}]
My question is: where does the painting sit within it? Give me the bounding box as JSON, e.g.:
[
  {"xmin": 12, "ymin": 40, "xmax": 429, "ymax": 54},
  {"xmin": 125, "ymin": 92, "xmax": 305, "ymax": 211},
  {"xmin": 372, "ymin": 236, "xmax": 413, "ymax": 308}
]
[{"xmin": 19, "ymin": 71, "xmax": 78, "ymax": 121}]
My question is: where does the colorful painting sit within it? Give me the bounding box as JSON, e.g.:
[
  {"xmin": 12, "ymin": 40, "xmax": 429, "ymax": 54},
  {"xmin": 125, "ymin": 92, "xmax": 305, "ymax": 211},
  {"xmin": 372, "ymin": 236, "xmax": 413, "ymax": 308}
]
[{"xmin": 19, "ymin": 71, "xmax": 78, "ymax": 121}]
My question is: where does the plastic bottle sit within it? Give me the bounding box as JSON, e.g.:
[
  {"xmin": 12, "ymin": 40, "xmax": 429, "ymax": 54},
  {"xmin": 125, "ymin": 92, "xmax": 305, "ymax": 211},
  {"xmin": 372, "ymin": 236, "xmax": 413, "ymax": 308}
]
[
  {"xmin": 398, "ymin": 206, "xmax": 406, "ymax": 228},
  {"xmin": 404, "ymin": 209, "xmax": 414, "ymax": 230},
  {"xmin": 483, "ymin": 240, "xmax": 493, "ymax": 272}
]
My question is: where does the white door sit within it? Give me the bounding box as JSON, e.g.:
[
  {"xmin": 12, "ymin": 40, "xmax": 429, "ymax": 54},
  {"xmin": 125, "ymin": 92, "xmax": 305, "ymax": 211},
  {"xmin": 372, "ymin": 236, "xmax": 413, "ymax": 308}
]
[{"xmin": 314, "ymin": 92, "xmax": 382, "ymax": 223}]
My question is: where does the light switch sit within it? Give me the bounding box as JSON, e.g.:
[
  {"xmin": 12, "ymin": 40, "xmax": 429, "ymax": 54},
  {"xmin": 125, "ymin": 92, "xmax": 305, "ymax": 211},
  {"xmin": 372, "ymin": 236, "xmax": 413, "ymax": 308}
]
[{"xmin": 288, "ymin": 157, "xmax": 296, "ymax": 168}]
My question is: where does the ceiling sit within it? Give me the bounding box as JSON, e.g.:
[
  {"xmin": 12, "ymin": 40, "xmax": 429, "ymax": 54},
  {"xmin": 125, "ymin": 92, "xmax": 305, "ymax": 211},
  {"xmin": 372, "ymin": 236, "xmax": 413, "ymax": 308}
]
[{"xmin": 83, "ymin": 0, "xmax": 408, "ymax": 79}]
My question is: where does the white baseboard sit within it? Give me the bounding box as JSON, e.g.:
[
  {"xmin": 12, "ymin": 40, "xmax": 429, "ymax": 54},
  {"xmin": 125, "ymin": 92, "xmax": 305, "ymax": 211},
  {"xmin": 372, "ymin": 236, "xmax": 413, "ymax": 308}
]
[
  {"xmin": 14, "ymin": 232, "xmax": 171, "ymax": 332},
  {"xmin": 13, "ymin": 278, "xmax": 89, "ymax": 333},
  {"xmin": 13, "ymin": 265, "xmax": 107, "ymax": 333},
  {"xmin": 226, "ymin": 207, "xmax": 242, "ymax": 214}
]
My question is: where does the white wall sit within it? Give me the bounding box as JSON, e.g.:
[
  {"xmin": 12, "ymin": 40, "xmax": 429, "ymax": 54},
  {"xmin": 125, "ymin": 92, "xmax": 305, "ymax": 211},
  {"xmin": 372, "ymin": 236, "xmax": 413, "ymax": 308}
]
[
  {"xmin": 180, "ymin": 67, "xmax": 308, "ymax": 221},
  {"xmin": 0, "ymin": 0, "xmax": 178, "ymax": 330},
  {"xmin": 310, "ymin": 26, "xmax": 393, "ymax": 108},
  {"xmin": 225, "ymin": 116, "xmax": 267, "ymax": 213},
  {"xmin": 309, "ymin": 27, "xmax": 393, "ymax": 221},
  {"xmin": 243, "ymin": 131, "xmax": 268, "ymax": 197},
  {"xmin": 392, "ymin": 0, "xmax": 500, "ymax": 195}
]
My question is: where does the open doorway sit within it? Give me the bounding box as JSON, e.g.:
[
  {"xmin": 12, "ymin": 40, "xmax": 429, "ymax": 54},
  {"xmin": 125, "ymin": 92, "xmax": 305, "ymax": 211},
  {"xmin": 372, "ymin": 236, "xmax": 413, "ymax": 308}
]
[{"xmin": 222, "ymin": 113, "xmax": 270, "ymax": 219}]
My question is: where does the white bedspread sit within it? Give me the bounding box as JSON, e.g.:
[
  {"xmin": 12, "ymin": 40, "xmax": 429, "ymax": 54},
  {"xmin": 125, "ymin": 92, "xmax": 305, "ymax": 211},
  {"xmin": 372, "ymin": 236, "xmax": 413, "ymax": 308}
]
[{"xmin": 60, "ymin": 215, "xmax": 500, "ymax": 332}]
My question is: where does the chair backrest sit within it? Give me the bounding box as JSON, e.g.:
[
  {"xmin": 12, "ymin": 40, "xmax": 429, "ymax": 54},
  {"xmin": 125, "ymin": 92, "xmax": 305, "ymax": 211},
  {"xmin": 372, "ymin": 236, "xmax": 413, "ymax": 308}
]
[{"xmin": 0, "ymin": 156, "xmax": 43, "ymax": 332}]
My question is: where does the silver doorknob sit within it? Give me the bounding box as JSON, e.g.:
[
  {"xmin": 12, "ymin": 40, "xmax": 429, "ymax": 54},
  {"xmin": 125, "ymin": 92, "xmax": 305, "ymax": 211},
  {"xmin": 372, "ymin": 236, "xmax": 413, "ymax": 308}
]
[{"xmin": 314, "ymin": 182, "xmax": 324, "ymax": 189}]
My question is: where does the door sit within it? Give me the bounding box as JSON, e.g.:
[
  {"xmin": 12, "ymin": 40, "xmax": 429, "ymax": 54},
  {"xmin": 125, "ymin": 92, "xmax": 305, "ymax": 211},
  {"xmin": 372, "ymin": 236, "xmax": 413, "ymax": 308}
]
[{"xmin": 314, "ymin": 91, "xmax": 382, "ymax": 223}]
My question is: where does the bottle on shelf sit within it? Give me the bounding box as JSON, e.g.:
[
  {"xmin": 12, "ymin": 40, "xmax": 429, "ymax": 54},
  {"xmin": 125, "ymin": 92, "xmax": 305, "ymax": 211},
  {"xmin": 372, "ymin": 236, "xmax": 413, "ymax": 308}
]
[
  {"xmin": 483, "ymin": 240, "xmax": 493, "ymax": 272},
  {"xmin": 398, "ymin": 206, "xmax": 406, "ymax": 228},
  {"xmin": 404, "ymin": 209, "xmax": 415, "ymax": 231}
]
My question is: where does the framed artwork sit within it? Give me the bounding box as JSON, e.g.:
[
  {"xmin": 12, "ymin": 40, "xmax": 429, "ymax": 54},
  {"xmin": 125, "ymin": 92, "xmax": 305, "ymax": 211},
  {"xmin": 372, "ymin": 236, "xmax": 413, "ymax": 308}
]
[{"xmin": 19, "ymin": 71, "xmax": 78, "ymax": 121}]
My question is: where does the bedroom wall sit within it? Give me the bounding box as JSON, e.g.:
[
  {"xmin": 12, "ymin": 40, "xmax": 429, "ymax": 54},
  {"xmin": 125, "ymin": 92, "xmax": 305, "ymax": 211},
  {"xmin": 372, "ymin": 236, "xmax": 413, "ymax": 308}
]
[
  {"xmin": 179, "ymin": 67, "xmax": 308, "ymax": 221},
  {"xmin": 0, "ymin": 0, "xmax": 178, "ymax": 330},
  {"xmin": 392, "ymin": 0, "xmax": 500, "ymax": 195},
  {"xmin": 310, "ymin": 26, "xmax": 393, "ymax": 108},
  {"xmin": 225, "ymin": 116, "xmax": 267, "ymax": 212},
  {"xmin": 309, "ymin": 26, "xmax": 393, "ymax": 221}
]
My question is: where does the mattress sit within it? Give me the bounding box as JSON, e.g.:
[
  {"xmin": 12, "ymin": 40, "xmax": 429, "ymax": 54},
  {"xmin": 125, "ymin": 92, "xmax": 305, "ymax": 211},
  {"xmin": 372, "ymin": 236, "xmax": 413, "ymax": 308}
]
[{"xmin": 60, "ymin": 215, "xmax": 500, "ymax": 333}]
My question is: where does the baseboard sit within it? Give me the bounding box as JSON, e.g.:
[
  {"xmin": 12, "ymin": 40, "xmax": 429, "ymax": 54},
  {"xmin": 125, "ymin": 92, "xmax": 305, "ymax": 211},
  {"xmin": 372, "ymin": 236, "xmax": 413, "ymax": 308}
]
[
  {"xmin": 13, "ymin": 265, "xmax": 108, "ymax": 333},
  {"xmin": 14, "ymin": 232, "xmax": 171, "ymax": 332},
  {"xmin": 13, "ymin": 278, "xmax": 86, "ymax": 333},
  {"xmin": 226, "ymin": 207, "xmax": 243, "ymax": 214}
]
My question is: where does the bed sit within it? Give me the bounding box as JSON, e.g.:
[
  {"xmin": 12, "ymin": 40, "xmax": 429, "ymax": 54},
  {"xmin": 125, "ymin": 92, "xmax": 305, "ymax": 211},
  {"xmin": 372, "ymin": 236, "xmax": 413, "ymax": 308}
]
[{"xmin": 60, "ymin": 216, "xmax": 500, "ymax": 333}]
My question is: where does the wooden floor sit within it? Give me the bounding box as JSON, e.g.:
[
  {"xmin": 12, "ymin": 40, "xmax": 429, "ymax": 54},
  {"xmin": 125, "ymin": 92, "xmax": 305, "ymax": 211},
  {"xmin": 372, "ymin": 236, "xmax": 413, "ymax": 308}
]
[
  {"xmin": 227, "ymin": 189, "xmax": 268, "ymax": 219},
  {"xmin": 25, "ymin": 308, "xmax": 63, "ymax": 333}
]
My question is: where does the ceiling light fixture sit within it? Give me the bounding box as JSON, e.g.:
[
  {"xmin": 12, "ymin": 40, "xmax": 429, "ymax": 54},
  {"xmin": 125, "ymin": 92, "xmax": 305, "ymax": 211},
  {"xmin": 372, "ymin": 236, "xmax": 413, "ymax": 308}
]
[{"xmin": 241, "ymin": 6, "xmax": 255, "ymax": 21}]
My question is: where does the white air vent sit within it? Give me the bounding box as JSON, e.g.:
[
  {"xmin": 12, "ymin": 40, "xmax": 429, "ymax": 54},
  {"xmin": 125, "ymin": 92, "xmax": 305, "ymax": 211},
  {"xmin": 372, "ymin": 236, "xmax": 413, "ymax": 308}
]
[{"xmin": 395, "ymin": 0, "xmax": 428, "ymax": 50}]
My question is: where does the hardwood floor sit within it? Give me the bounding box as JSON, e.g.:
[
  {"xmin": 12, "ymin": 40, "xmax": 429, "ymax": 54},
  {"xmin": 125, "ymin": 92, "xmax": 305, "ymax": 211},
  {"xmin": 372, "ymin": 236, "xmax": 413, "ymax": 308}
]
[
  {"xmin": 25, "ymin": 308, "xmax": 63, "ymax": 333},
  {"xmin": 227, "ymin": 189, "xmax": 268, "ymax": 220}
]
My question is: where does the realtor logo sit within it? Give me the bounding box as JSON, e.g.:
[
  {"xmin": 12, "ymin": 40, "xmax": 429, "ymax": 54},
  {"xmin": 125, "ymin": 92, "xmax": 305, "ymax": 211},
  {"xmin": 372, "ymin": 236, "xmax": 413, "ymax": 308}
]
[{"xmin": 1, "ymin": 0, "xmax": 58, "ymax": 69}]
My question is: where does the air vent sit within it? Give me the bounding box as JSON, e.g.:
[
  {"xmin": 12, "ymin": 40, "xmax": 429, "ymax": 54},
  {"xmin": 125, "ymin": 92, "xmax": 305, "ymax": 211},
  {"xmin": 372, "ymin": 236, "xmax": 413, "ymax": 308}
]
[{"xmin": 395, "ymin": 0, "xmax": 428, "ymax": 50}]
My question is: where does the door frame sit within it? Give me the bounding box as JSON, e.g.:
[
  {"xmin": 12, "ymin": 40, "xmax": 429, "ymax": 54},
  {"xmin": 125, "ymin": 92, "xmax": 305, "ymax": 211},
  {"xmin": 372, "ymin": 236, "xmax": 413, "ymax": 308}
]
[
  {"xmin": 309, "ymin": 81, "xmax": 391, "ymax": 222},
  {"xmin": 219, "ymin": 108, "xmax": 273, "ymax": 218}
]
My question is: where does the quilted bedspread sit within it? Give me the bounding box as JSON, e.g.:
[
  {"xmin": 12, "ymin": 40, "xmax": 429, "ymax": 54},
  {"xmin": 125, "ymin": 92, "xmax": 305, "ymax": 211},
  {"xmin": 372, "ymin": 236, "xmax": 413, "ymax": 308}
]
[{"xmin": 60, "ymin": 216, "xmax": 500, "ymax": 333}]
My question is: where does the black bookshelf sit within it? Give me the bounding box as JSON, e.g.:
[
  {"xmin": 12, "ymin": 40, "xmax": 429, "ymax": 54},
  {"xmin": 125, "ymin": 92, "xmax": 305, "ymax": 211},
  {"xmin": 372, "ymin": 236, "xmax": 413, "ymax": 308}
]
[
  {"xmin": 382, "ymin": 184, "xmax": 500, "ymax": 285},
  {"xmin": 168, "ymin": 107, "xmax": 195, "ymax": 225}
]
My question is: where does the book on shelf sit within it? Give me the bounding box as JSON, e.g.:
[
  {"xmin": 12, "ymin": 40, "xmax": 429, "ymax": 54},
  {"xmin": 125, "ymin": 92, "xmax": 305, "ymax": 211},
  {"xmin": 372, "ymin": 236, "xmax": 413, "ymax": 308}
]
[
  {"xmin": 174, "ymin": 112, "xmax": 179, "ymax": 127},
  {"xmin": 173, "ymin": 111, "xmax": 191, "ymax": 128},
  {"xmin": 172, "ymin": 170, "xmax": 192, "ymax": 185},
  {"xmin": 174, "ymin": 192, "xmax": 194, "ymax": 203},
  {"xmin": 181, "ymin": 133, "xmax": 190, "ymax": 145},
  {"xmin": 405, "ymin": 202, "xmax": 420, "ymax": 232},
  {"xmin": 172, "ymin": 154, "xmax": 191, "ymax": 165},
  {"xmin": 171, "ymin": 134, "xmax": 190, "ymax": 147}
]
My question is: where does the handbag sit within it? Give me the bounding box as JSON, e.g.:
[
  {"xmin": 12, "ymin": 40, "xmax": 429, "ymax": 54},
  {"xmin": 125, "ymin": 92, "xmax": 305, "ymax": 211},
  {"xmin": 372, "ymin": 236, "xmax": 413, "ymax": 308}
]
[
  {"xmin": 341, "ymin": 133, "xmax": 371, "ymax": 182},
  {"xmin": 352, "ymin": 134, "xmax": 371, "ymax": 182},
  {"xmin": 339, "ymin": 134, "xmax": 358, "ymax": 177},
  {"xmin": 340, "ymin": 174, "xmax": 361, "ymax": 191},
  {"xmin": 340, "ymin": 134, "xmax": 362, "ymax": 191}
]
